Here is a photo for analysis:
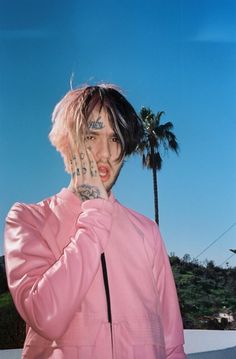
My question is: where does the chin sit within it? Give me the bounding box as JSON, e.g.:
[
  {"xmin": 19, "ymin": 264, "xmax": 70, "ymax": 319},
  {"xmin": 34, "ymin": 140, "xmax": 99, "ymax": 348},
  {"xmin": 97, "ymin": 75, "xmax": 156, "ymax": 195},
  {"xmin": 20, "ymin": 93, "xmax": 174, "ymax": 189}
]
[
  {"xmin": 103, "ymin": 168, "xmax": 122, "ymax": 193},
  {"xmin": 104, "ymin": 184, "xmax": 112, "ymax": 192},
  {"xmin": 104, "ymin": 181, "xmax": 113, "ymax": 193}
]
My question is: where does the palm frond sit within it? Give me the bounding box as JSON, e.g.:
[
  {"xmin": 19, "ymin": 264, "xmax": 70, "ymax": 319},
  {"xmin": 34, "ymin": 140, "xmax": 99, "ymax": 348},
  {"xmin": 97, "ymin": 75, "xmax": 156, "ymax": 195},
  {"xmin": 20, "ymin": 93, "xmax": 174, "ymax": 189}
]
[
  {"xmin": 155, "ymin": 111, "xmax": 165, "ymax": 126},
  {"xmin": 138, "ymin": 107, "xmax": 179, "ymax": 170},
  {"xmin": 140, "ymin": 107, "xmax": 154, "ymax": 122},
  {"xmin": 166, "ymin": 131, "xmax": 179, "ymax": 153}
]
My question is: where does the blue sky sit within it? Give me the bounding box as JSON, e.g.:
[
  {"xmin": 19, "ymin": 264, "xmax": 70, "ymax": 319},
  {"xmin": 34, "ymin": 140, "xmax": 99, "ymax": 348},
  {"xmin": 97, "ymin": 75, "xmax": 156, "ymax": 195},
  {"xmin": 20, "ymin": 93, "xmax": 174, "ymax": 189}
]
[{"xmin": 1, "ymin": 0, "xmax": 236, "ymax": 266}]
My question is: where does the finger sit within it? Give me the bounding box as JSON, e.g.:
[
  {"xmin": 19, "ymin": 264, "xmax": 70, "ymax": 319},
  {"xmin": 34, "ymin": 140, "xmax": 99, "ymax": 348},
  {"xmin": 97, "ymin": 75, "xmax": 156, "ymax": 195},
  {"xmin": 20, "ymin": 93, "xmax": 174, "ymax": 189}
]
[
  {"xmin": 86, "ymin": 147, "xmax": 108, "ymax": 199},
  {"xmin": 67, "ymin": 145, "xmax": 78, "ymax": 179},
  {"xmin": 79, "ymin": 142, "xmax": 90, "ymax": 179},
  {"xmin": 86, "ymin": 147, "xmax": 98, "ymax": 178},
  {"xmin": 73, "ymin": 153, "xmax": 83, "ymax": 184},
  {"xmin": 68, "ymin": 133, "xmax": 82, "ymax": 186}
]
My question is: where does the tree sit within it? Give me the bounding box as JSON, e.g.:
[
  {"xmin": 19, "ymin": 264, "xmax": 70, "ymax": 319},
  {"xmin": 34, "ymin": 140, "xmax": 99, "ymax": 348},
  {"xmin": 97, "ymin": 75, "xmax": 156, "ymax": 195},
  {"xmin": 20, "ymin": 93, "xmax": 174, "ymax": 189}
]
[
  {"xmin": 0, "ymin": 256, "xmax": 8, "ymax": 295},
  {"xmin": 137, "ymin": 107, "xmax": 179, "ymax": 224}
]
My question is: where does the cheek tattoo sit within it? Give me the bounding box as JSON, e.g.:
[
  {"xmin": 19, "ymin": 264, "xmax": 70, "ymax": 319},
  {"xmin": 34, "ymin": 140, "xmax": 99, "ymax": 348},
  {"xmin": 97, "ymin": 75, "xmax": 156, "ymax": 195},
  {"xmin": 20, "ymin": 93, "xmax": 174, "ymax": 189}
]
[{"xmin": 88, "ymin": 116, "xmax": 105, "ymax": 130}]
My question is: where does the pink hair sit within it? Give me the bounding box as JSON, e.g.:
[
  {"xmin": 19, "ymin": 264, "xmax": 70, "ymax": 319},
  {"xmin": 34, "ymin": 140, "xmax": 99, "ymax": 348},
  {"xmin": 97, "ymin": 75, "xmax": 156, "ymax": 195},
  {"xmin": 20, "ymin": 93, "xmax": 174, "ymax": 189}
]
[{"xmin": 49, "ymin": 88, "xmax": 88, "ymax": 173}]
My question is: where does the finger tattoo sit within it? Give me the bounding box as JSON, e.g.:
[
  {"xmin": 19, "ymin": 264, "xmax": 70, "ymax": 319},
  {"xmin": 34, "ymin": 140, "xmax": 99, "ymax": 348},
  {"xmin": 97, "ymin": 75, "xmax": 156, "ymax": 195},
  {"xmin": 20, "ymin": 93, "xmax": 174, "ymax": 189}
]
[{"xmin": 91, "ymin": 169, "xmax": 97, "ymax": 177}]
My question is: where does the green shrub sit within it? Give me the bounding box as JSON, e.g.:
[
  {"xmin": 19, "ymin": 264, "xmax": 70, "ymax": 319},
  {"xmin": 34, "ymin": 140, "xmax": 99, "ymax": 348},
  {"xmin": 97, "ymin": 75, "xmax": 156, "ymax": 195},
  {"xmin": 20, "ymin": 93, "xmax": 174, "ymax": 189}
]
[{"xmin": 0, "ymin": 292, "xmax": 25, "ymax": 349}]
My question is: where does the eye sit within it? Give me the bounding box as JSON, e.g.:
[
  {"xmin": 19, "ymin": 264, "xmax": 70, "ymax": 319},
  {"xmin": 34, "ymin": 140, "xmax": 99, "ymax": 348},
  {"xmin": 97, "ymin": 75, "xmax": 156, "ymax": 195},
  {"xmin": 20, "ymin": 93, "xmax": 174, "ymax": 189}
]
[
  {"xmin": 85, "ymin": 135, "xmax": 96, "ymax": 141},
  {"xmin": 111, "ymin": 136, "xmax": 120, "ymax": 143}
]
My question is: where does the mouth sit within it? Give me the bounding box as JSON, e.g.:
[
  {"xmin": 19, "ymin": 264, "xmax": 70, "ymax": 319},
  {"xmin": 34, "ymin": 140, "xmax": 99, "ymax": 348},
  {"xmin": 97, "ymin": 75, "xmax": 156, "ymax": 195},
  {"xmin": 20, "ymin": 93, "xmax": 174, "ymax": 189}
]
[{"xmin": 98, "ymin": 165, "xmax": 110, "ymax": 182}]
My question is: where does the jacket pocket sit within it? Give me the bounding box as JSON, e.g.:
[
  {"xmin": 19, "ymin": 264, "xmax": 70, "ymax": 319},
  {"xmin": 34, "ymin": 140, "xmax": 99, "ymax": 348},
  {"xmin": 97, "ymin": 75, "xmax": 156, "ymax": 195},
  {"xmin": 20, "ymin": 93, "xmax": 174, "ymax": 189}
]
[{"xmin": 113, "ymin": 314, "xmax": 166, "ymax": 358}]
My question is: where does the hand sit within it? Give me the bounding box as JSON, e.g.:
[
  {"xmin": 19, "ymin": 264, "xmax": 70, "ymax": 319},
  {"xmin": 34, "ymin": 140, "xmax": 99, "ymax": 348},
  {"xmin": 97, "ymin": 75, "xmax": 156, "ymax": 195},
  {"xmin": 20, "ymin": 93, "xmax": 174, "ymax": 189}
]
[{"xmin": 68, "ymin": 136, "xmax": 108, "ymax": 201}]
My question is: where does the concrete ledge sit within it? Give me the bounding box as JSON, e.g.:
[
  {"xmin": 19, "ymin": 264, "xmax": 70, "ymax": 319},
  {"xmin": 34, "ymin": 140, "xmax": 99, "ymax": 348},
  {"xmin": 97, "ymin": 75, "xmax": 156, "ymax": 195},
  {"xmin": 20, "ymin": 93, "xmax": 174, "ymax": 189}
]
[
  {"xmin": 0, "ymin": 349, "xmax": 22, "ymax": 359},
  {"xmin": 184, "ymin": 329, "xmax": 236, "ymax": 353},
  {"xmin": 187, "ymin": 346, "xmax": 236, "ymax": 359}
]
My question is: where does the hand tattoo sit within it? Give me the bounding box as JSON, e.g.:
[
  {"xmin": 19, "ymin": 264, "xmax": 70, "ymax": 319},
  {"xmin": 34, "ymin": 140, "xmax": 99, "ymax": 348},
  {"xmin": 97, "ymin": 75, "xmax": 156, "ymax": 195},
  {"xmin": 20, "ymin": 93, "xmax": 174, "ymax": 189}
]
[
  {"xmin": 72, "ymin": 168, "xmax": 80, "ymax": 177},
  {"xmin": 77, "ymin": 184, "xmax": 101, "ymax": 201}
]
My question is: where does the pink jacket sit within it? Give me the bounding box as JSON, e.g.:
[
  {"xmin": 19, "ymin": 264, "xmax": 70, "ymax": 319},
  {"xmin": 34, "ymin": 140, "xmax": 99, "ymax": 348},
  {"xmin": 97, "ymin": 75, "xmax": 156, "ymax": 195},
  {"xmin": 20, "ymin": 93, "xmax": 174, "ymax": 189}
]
[{"xmin": 5, "ymin": 188, "xmax": 186, "ymax": 359}]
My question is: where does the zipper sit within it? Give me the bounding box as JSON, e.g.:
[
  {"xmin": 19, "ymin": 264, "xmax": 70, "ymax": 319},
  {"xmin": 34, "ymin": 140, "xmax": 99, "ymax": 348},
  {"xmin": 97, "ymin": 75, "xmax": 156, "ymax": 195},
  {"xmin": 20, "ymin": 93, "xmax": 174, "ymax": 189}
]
[{"xmin": 101, "ymin": 253, "xmax": 114, "ymax": 356}]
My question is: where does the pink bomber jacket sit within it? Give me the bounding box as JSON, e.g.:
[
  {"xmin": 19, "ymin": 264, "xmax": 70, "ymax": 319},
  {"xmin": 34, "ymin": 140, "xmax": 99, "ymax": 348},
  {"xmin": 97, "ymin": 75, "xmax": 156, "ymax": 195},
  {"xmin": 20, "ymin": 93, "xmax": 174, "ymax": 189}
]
[{"xmin": 4, "ymin": 188, "xmax": 186, "ymax": 359}]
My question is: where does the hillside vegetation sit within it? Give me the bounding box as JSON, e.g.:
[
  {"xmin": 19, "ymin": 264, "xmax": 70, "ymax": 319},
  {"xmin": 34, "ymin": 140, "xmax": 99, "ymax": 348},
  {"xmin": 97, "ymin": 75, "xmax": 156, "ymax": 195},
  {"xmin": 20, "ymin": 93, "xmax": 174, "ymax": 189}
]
[{"xmin": 170, "ymin": 254, "xmax": 236, "ymax": 329}]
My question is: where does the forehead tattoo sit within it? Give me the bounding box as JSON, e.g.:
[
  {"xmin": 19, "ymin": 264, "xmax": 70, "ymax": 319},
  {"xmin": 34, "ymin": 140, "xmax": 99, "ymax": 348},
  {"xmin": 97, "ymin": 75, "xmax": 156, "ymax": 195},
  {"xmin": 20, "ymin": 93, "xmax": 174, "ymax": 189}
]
[{"xmin": 88, "ymin": 116, "xmax": 105, "ymax": 130}]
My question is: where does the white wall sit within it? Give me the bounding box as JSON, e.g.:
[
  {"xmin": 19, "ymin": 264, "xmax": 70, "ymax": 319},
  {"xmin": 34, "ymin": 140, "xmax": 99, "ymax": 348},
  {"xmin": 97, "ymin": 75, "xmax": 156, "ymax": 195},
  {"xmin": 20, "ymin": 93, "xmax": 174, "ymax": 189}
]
[{"xmin": 184, "ymin": 329, "xmax": 236, "ymax": 353}]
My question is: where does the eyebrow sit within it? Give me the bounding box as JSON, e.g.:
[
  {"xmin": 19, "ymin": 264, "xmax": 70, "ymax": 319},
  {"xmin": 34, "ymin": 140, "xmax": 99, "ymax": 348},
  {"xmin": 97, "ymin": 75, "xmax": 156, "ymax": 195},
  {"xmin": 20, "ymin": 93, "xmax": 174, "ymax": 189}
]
[
  {"xmin": 86, "ymin": 130, "xmax": 99, "ymax": 135},
  {"xmin": 86, "ymin": 129, "xmax": 118, "ymax": 137}
]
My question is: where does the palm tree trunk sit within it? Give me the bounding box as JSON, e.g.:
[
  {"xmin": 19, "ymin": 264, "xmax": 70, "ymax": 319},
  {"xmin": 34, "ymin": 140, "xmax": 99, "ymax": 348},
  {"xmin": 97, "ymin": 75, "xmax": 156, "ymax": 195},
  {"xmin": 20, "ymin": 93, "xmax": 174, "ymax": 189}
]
[{"xmin": 150, "ymin": 144, "xmax": 159, "ymax": 225}]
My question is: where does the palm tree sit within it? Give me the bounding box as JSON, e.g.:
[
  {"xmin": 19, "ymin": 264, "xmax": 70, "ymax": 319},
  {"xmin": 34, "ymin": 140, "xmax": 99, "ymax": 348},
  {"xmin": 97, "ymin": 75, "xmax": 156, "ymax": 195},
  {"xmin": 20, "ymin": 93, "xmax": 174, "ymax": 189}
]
[{"xmin": 137, "ymin": 107, "xmax": 179, "ymax": 225}]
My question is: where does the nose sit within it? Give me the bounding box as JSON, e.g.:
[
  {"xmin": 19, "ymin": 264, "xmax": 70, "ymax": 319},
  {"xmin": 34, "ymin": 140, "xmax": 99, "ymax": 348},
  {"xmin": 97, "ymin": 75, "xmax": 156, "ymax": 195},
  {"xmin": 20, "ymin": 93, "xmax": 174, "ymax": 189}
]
[{"xmin": 96, "ymin": 138, "xmax": 111, "ymax": 161}]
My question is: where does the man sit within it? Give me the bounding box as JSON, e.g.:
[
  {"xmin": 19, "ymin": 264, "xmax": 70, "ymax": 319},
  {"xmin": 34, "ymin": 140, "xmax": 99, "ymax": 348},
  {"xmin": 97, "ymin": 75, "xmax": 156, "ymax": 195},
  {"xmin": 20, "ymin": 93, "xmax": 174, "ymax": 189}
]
[{"xmin": 5, "ymin": 84, "xmax": 186, "ymax": 358}]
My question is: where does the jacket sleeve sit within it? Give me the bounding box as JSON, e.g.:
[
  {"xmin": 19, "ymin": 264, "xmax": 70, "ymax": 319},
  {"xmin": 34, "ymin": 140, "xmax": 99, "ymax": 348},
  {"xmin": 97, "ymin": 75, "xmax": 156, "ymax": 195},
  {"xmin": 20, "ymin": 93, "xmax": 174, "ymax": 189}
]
[
  {"xmin": 4, "ymin": 199, "xmax": 113, "ymax": 341},
  {"xmin": 152, "ymin": 223, "xmax": 186, "ymax": 359}
]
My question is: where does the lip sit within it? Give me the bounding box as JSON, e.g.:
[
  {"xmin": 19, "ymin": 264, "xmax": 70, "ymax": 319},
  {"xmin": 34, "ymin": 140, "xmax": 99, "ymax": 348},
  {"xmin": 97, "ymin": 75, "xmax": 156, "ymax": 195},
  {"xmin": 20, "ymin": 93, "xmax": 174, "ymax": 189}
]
[{"xmin": 98, "ymin": 165, "xmax": 110, "ymax": 182}]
